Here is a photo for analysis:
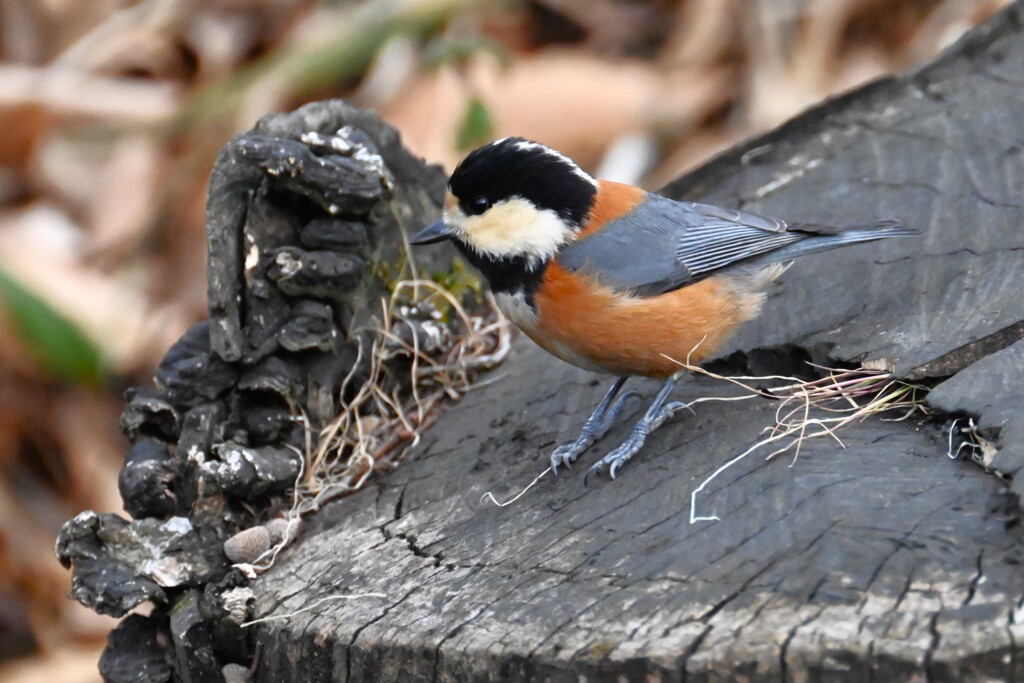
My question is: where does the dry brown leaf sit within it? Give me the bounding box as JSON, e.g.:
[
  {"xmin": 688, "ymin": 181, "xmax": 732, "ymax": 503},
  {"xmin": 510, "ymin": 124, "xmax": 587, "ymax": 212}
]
[
  {"xmin": 662, "ymin": 0, "xmax": 740, "ymax": 67},
  {"xmin": 0, "ymin": 644, "xmax": 104, "ymax": 683},
  {"xmin": 382, "ymin": 51, "xmax": 732, "ymax": 170},
  {"xmin": 0, "ymin": 204, "xmax": 155, "ymax": 371},
  {"xmin": 0, "ymin": 65, "xmax": 180, "ymax": 124},
  {"xmin": 904, "ymin": 0, "xmax": 1012, "ymax": 66},
  {"xmin": 0, "ymin": 105, "xmax": 51, "ymax": 172},
  {"xmin": 31, "ymin": 133, "xmax": 113, "ymax": 222},
  {"xmin": 85, "ymin": 134, "xmax": 164, "ymax": 260},
  {"xmin": 646, "ymin": 129, "xmax": 741, "ymax": 190},
  {"xmin": 532, "ymin": 0, "xmax": 675, "ymax": 54},
  {"xmin": 0, "ymin": 0, "xmax": 50, "ymax": 63},
  {"xmin": 51, "ymin": 390, "xmax": 125, "ymax": 514},
  {"xmin": 0, "ymin": 373, "xmax": 122, "ymax": 648},
  {"xmin": 0, "ymin": 428, "xmax": 19, "ymax": 478},
  {"xmin": 52, "ymin": 0, "xmax": 195, "ymax": 74},
  {"xmin": 185, "ymin": 9, "xmax": 264, "ymax": 80},
  {"xmin": 0, "ymin": 477, "xmax": 78, "ymax": 644}
]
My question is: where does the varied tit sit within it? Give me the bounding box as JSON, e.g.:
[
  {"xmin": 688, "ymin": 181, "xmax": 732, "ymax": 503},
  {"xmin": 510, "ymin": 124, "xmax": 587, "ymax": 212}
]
[{"xmin": 411, "ymin": 137, "xmax": 916, "ymax": 482}]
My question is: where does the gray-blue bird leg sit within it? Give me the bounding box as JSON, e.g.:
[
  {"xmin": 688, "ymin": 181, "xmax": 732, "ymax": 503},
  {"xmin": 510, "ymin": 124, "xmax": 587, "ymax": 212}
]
[
  {"xmin": 550, "ymin": 377, "xmax": 639, "ymax": 474},
  {"xmin": 585, "ymin": 372, "xmax": 689, "ymax": 484}
]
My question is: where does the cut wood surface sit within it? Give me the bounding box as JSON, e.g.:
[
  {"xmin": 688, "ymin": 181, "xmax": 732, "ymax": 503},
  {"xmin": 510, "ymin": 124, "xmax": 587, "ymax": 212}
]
[{"xmin": 250, "ymin": 4, "xmax": 1024, "ymax": 681}]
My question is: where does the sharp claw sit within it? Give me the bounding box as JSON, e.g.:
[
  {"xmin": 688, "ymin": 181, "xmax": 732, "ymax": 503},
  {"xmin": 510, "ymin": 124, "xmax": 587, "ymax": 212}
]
[
  {"xmin": 550, "ymin": 442, "xmax": 586, "ymax": 475},
  {"xmin": 586, "ymin": 435, "xmax": 642, "ymax": 483}
]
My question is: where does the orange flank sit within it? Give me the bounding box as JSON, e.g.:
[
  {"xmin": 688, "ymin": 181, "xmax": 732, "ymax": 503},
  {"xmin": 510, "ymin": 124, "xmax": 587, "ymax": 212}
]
[
  {"xmin": 532, "ymin": 263, "xmax": 759, "ymax": 377},
  {"xmin": 580, "ymin": 180, "xmax": 646, "ymax": 237}
]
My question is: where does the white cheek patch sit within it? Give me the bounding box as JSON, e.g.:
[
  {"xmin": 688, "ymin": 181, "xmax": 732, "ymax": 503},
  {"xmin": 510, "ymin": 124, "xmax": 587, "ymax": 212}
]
[{"xmin": 448, "ymin": 197, "xmax": 573, "ymax": 263}]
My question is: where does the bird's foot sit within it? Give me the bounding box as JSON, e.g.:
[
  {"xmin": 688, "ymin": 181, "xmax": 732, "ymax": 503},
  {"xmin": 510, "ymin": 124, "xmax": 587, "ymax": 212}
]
[
  {"xmin": 584, "ymin": 428, "xmax": 647, "ymax": 484},
  {"xmin": 584, "ymin": 401, "xmax": 688, "ymax": 485},
  {"xmin": 549, "ymin": 390, "xmax": 640, "ymax": 474},
  {"xmin": 549, "ymin": 438, "xmax": 593, "ymax": 474}
]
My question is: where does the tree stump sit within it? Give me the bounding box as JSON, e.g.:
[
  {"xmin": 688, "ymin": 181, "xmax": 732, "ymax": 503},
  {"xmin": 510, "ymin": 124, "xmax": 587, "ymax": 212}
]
[{"xmin": 249, "ymin": 3, "xmax": 1024, "ymax": 681}]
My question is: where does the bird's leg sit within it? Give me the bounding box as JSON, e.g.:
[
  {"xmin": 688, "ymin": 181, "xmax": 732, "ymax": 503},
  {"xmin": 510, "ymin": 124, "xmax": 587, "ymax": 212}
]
[
  {"xmin": 585, "ymin": 371, "xmax": 689, "ymax": 484},
  {"xmin": 550, "ymin": 377, "xmax": 639, "ymax": 474}
]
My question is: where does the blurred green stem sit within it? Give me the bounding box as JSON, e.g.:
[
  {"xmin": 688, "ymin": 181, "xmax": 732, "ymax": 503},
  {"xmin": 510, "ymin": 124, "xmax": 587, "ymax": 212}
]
[
  {"xmin": 179, "ymin": 0, "xmax": 495, "ymax": 129},
  {"xmin": 0, "ymin": 268, "xmax": 106, "ymax": 387}
]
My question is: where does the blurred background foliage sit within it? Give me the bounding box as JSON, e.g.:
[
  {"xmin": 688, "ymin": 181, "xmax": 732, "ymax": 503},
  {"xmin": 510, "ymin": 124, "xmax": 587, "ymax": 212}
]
[{"xmin": 0, "ymin": 0, "xmax": 1009, "ymax": 679}]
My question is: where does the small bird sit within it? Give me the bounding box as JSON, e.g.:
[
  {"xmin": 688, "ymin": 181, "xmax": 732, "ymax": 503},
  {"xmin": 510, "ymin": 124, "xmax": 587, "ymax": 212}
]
[{"xmin": 411, "ymin": 138, "xmax": 915, "ymax": 482}]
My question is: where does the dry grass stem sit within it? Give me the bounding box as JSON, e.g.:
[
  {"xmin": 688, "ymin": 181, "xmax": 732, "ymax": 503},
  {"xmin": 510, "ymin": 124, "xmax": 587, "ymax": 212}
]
[
  {"xmin": 242, "ymin": 279, "xmax": 509, "ymax": 575},
  {"xmin": 664, "ymin": 352, "xmax": 931, "ymax": 524},
  {"xmin": 481, "ymin": 468, "xmax": 551, "ymax": 507},
  {"xmin": 947, "ymin": 417, "xmax": 998, "ymax": 468},
  {"xmin": 482, "ymin": 340, "xmax": 929, "ymax": 513}
]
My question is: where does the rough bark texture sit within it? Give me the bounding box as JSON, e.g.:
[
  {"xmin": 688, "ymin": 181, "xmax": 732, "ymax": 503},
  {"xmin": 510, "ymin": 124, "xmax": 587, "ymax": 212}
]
[
  {"xmin": 250, "ymin": 4, "xmax": 1024, "ymax": 681},
  {"xmin": 56, "ymin": 101, "xmax": 452, "ymax": 683}
]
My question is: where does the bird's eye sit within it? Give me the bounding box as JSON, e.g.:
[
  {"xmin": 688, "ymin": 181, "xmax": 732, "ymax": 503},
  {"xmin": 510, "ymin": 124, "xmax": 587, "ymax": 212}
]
[{"xmin": 468, "ymin": 196, "xmax": 491, "ymax": 215}]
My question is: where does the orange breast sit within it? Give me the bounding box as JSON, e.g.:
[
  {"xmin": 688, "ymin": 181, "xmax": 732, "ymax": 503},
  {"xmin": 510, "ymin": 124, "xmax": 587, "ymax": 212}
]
[{"xmin": 532, "ymin": 264, "xmax": 759, "ymax": 377}]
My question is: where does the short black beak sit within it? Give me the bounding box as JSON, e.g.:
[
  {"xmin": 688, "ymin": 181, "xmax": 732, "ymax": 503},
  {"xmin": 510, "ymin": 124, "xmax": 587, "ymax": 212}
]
[{"xmin": 410, "ymin": 220, "xmax": 456, "ymax": 245}]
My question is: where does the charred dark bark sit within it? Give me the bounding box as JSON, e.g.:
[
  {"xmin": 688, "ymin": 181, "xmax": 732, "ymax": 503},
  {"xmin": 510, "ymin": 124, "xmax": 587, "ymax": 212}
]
[{"xmin": 56, "ymin": 101, "xmax": 451, "ymax": 682}]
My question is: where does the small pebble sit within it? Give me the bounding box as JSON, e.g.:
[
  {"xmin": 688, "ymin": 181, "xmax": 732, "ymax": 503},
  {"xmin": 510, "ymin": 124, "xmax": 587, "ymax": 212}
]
[
  {"xmin": 224, "ymin": 526, "xmax": 271, "ymax": 564},
  {"xmin": 222, "ymin": 663, "xmax": 253, "ymax": 683}
]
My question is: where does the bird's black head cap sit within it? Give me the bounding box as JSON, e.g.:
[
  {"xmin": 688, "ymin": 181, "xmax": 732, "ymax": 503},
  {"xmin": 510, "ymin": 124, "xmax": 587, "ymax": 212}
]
[{"xmin": 448, "ymin": 138, "xmax": 597, "ymax": 225}]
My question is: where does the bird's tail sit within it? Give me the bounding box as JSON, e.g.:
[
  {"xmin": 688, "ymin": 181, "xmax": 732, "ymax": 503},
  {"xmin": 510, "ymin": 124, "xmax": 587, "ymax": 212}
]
[{"xmin": 754, "ymin": 219, "xmax": 918, "ymax": 265}]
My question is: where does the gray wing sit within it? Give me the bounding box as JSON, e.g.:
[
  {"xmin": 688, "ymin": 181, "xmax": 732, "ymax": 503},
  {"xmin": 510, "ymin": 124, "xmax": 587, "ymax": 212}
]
[{"xmin": 557, "ymin": 194, "xmax": 803, "ymax": 296}]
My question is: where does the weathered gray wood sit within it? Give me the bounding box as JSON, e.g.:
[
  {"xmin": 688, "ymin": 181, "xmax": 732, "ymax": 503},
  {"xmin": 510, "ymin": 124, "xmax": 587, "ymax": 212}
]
[
  {"xmin": 253, "ymin": 343, "xmax": 1024, "ymax": 682},
  {"xmin": 250, "ymin": 4, "xmax": 1024, "ymax": 681}
]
